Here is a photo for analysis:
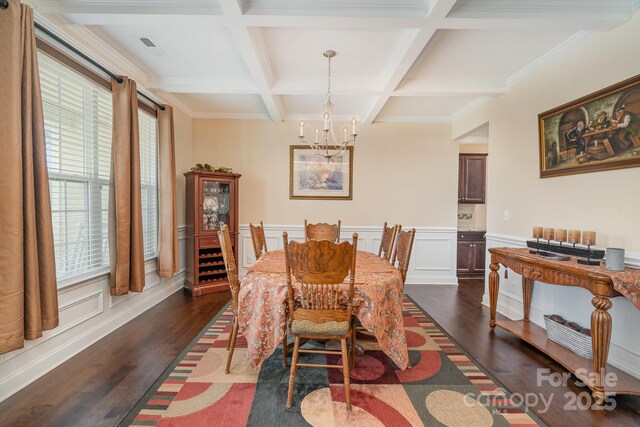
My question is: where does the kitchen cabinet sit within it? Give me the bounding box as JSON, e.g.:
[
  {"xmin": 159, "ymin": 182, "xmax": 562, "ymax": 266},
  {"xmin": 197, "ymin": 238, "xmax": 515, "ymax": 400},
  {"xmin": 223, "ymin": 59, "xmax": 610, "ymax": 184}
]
[
  {"xmin": 457, "ymin": 231, "xmax": 486, "ymax": 278},
  {"xmin": 458, "ymin": 154, "xmax": 487, "ymax": 204}
]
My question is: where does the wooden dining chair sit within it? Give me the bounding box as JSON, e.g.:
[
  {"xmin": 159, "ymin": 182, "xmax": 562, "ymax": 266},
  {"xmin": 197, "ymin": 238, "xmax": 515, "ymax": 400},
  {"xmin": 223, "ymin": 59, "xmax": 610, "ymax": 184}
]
[
  {"xmin": 249, "ymin": 221, "xmax": 268, "ymax": 260},
  {"xmin": 283, "ymin": 232, "xmax": 358, "ymax": 411},
  {"xmin": 218, "ymin": 225, "xmax": 241, "ymax": 374},
  {"xmin": 304, "ymin": 219, "xmax": 341, "ymax": 242},
  {"xmin": 220, "ymin": 224, "xmax": 287, "ymax": 371},
  {"xmin": 392, "ymin": 227, "xmax": 416, "ymax": 285},
  {"xmin": 377, "ymin": 222, "xmax": 398, "ymax": 262}
]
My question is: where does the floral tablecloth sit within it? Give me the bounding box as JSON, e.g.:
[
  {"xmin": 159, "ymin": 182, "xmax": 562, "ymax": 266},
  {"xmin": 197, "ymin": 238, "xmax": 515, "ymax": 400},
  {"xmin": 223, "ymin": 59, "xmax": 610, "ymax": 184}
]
[{"xmin": 238, "ymin": 250, "xmax": 409, "ymax": 370}]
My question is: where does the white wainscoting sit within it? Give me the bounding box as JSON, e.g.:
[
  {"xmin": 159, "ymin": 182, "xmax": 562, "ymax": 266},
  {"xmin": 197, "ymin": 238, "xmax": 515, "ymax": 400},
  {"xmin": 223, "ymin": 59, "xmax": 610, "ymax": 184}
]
[
  {"xmin": 238, "ymin": 224, "xmax": 458, "ymax": 285},
  {"xmin": 0, "ymin": 227, "xmax": 188, "ymax": 403},
  {"xmin": 483, "ymin": 232, "xmax": 640, "ymax": 380}
]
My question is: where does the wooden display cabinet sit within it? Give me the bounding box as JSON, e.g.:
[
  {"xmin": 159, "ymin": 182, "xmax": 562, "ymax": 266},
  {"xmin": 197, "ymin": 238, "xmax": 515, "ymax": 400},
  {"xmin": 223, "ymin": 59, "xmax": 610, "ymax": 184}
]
[{"xmin": 184, "ymin": 171, "xmax": 241, "ymax": 296}]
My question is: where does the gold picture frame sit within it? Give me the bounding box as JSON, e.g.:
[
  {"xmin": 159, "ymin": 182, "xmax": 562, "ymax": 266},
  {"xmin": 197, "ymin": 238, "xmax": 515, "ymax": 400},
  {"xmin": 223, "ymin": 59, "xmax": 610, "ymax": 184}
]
[
  {"xmin": 538, "ymin": 74, "xmax": 640, "ymax": 178},
  {"xmin": 289, "ymin": 145, "xmax": 353, "ymax": 200}
]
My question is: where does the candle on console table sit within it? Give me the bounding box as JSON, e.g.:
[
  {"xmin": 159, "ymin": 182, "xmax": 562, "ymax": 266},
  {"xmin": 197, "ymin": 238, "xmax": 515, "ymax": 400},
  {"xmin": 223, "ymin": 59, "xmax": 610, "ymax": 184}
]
[
  {"xmin": 582, "ymin": 231, "xmax": 596, "ymax": 246},
  {"xmin": 556, "ymin": 228, "xmax": 567, "ymax": 243},
  {"xmin": 533, "ymin": 226, "xmax": 543, "ymax": 239},
  {"xmin": 543, "ymin": 227, "xmax": 555, "ymax": 241},
  {"xmin": 568, "ymin": 229, "xmax": 581, "ymax": 244}
]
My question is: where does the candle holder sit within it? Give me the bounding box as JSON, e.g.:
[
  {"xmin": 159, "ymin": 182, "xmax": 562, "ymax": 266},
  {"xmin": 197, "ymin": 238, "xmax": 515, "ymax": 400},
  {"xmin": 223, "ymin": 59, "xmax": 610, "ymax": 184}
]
[
  {"xmin": 531, "ymin": 226, "xmax": 543, "ymax": 255},
  {"xmin": 577, "ymin": 231, "xmax": 600, "ymax": 265},
  {"xmin": 577, "ymin": 245, "xmax": 601, "ymax": 265},
  {"xmin": 568, "ymin": 229, "xmax": 581, "ymax": 250},
  {"xmin": 556, "ymin": 229, "xmax": 567, "ymax": 247}
]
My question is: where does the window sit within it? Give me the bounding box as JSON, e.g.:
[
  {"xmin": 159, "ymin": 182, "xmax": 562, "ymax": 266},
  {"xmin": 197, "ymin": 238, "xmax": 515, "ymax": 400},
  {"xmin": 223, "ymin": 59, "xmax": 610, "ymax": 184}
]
[
  {"xmin": 40, "ymin": 52, "xmax": 113, "ymax": 282},
  {"xmin": 139, "ymin": 111, "xmax": 158, "ymax": 259}
]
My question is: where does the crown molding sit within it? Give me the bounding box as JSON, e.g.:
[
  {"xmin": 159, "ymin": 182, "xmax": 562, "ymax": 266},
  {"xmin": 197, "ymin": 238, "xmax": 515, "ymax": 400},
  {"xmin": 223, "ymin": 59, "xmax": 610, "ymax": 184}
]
[
  {"xmin": 147, "ymin": 77, "xmax": 259, "ymax": 94},
  {"xmin": 506, "ymin": 30, "xmax": 590, "ymax": 87},
  {"xmin": 156, "ymin": 92, "xmax": 195, "ymax": 117},
  {"xmin": 51, "ymin": 23, "xmax": 150, "ymax": 85},
  {"xmin": 34, "ymin": 14, "xmax": 195, "ymax": 117}
]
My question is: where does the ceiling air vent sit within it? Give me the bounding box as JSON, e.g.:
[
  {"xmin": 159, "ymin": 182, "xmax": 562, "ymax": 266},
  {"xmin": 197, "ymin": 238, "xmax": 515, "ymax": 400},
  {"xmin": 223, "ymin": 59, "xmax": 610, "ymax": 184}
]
[{"xmin": 139, "ymin": 37, "xmax": 157, "ymax": 48}]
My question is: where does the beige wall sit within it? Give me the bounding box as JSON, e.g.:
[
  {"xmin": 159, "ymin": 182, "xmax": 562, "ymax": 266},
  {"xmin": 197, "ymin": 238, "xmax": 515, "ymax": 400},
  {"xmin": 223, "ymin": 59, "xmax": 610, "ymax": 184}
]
[
  {"xmin": 454, "ymin": 13, "xmax": 640, "ymax": 252},
  {"xmin": 192, "ymin": 120, "xmax": 458, "ymax": 227},
  {"xmin": 459, "ymin": 143, "xmax": 488, "ymax": 154},
  {"xmin": 173, "ymin": 107, "xmax": 193, "ymax": 226}
]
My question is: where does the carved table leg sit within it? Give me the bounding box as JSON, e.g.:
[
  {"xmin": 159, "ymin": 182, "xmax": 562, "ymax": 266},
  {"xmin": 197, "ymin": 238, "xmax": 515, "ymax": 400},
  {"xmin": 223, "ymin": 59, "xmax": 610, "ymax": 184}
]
[
  {"xmin": 522, "ymin": 278, "xmax": 534, "ymax": 322},
  {"xmin": 591, "ymin": 295, "xmax": 613, "ymax": 405},
  {"xmin": 489, "ymin": 263, "xmax": 500, "ymax": 331}
]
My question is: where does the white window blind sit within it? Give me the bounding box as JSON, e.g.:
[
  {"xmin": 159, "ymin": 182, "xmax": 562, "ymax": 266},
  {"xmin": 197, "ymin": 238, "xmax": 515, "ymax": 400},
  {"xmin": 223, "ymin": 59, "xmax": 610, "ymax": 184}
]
[
  {"xmin": 39, "ymin": 52, "xmax": 113, "ymax": 283},
  {"xmin": 139, "ymin": 111, "xmax": 158, "ymax": 259}
]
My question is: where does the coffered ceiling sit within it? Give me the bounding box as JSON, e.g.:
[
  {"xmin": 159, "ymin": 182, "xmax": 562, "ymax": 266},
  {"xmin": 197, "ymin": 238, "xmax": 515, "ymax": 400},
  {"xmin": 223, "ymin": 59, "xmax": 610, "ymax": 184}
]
[{"xmin": 32, "ymin": 0, "xmax": 640, "ymax": 123}]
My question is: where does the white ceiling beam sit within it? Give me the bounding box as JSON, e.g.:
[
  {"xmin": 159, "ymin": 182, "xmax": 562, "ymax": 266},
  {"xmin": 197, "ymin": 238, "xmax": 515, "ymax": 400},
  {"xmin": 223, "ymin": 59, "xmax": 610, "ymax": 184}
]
[
  {"xmin": 362, "ymin": 0, "xmax": 459, "ymax": 124},
  {"xmin": 219, "ymin": 0, "xmax": 283, "ymax": 122},
  {"xmin": 394, "ymin": 79, "xmax": 507, "ymax": 96},
  {"xmin": 439, "ymin": 16, "xmax": 629, "ymax": 32},
  {"xmin": 34, "ymin": 2, "xmax": 221, "ymax": 15},
  {"xmin": 60, "ymin": 13, "xmax": 226, "ymax": 27},
  {"xmin": 242, "ymin": 15, "xmax": 425, "ymax": 29}
]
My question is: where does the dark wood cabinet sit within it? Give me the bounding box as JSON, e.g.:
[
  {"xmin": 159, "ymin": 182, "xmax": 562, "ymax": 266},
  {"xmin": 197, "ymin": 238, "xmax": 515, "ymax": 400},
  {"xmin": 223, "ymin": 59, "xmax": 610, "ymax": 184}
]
[
  {"xmin": 184, "ymin": 171, "xmax": 241, "ymax": 296},
  {"xmin": 457, "ymin": 231, "xmax": 486, "ymax": 278},
  {"xmin": 458, "ymin": 154, "xmax": 487, "ymax": 204}
]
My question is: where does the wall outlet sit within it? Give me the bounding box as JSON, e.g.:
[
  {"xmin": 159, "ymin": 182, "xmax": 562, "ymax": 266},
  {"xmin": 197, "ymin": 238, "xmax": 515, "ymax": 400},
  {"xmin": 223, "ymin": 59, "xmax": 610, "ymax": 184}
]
[{"xmin": 503, "ymin": 210, "xmax": 510, "ymax": 222}]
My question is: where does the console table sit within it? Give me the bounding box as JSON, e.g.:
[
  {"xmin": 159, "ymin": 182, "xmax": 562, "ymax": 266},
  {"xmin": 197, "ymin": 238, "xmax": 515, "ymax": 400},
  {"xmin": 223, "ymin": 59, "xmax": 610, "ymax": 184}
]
[{"xmin": 488, "ymin": 247, "xmax": 640, "ymax": 405}]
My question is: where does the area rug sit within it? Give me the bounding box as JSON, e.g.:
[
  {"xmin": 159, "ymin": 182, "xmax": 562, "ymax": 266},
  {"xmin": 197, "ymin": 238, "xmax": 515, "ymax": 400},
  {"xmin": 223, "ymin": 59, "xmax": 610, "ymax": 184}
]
[{"xmin": 122, "ymin": 296, "xmax": 543, "ymax": 426}]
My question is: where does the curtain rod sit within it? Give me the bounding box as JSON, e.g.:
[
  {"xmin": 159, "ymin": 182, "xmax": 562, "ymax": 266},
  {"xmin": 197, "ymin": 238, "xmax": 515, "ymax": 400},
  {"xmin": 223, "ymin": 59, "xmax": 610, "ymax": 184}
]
[{"xmin": 33, "ymin": 21, "xmax": 165, "ymax": 111}]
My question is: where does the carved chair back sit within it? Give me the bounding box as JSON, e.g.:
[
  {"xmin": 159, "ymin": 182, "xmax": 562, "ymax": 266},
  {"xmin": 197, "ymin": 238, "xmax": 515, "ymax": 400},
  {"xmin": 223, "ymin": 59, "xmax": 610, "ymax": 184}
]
[
  {"xmin": 377, "ymin": 222, "xmax": 398, "ymax": 262},
  {"xmin": 392, "ymin": 227, "xmax": 416, "ymax": 285},
  {"xmin": 218, "ymin": 225, "xmax": 240, "ymax": 313},
  {"xmin": 304, "ymin": 219, "xmax": 341, "ymax": 243},
  {"xmin": 283, "ymin": 233, "xmax": 357, "ymax": 325},
  {"xmin": 249, "ymin": 221, "xmax": 268, "ymax": 260}
]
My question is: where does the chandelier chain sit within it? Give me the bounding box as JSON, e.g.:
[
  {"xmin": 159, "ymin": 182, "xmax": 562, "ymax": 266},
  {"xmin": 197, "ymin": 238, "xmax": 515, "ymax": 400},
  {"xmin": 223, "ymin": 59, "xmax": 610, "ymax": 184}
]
[{"xmin": 297, "ymin": 50, "xmax": 357, "ymax": 162}]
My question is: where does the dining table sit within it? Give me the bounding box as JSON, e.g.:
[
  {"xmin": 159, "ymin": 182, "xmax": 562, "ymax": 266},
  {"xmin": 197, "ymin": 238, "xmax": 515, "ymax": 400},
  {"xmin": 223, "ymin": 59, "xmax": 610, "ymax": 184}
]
[{"xmin": 238, "ymin": 249, "xmax": 410, "ymax": 370}]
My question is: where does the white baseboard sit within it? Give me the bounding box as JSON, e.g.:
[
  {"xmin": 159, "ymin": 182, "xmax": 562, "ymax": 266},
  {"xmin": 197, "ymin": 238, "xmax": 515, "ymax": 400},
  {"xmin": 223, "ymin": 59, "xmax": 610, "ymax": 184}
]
[
  {"xmin": 0, "ymin": 227, "xmax": 188, "ymax": 403},
  {"xmin": 237, "ymin": 224, "xmax": 459, "ymax": 285},
  {"xmin": 484, "ymin": 232, "xmax": 640, "ymax": 380}
]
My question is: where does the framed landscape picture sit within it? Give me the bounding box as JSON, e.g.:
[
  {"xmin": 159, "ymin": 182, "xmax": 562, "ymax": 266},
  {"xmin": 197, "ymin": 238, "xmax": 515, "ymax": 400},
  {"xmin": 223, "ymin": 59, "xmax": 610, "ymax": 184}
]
[
  {"xmin": 289, "ymin": 145, "xmax": 353, "ymax": 200},
  {"xmin": 538, "ymin": 74, "xmax": 640, "ymax": 178}
]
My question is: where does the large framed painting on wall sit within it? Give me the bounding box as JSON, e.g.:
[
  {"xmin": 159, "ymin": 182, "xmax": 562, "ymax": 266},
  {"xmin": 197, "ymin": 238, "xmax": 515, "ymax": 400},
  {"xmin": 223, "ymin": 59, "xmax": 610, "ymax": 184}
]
[
  {"xmin": 289, "ymin": 145, "xmax": 353, "ymax": 200},
  {"xmin": 539, "ymin": 74, "xmax": 640, "ymax": 178}
]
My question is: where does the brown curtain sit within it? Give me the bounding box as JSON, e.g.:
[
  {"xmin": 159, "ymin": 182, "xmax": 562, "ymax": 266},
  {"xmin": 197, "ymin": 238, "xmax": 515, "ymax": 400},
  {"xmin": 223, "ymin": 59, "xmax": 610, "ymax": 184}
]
[
  {"xmin": 157, "ymin": 106, "xmax": 179, "ymax": 278},
  {"xmin": 0, "ymin": 1, "xmax": 59, "ymax": 355},
  {"xmin": 109, "ymin": 76, "xmax": 145, "ymax": 296}
]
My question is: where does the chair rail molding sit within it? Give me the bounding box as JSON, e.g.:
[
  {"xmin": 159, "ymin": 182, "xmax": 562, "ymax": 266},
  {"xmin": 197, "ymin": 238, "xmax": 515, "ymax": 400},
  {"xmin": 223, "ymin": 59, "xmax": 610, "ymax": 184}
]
[
  {"xmin": 483, "ymin": 232, "xmax": 640, "ymax": 381},
  {"xmin": 238, "ymin": 224, "xmax": 458, "ymax": 285}
]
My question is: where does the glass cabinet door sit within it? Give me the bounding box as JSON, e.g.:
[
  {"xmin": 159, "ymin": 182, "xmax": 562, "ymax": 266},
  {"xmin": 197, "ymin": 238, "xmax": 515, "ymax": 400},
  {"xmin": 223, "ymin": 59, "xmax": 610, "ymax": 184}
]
[{"xmin": 201, "ymin": 179, "xmax": 231, "ymax": 232}]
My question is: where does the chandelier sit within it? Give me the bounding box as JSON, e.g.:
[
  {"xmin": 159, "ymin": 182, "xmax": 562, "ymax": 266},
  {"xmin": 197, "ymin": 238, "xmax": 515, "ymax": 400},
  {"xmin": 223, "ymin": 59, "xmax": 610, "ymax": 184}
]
[{"xmin": 298, "ymin": 50, "xmax": 357, "ymax": 161}]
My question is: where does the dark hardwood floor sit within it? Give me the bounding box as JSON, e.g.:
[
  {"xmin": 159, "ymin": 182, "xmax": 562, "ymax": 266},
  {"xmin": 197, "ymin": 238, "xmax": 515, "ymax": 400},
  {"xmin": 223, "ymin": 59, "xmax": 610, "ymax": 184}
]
[
  {"xmin": 0, "ymin": 289, "xmax": 231, "ymax": 427},
  {"xmin": 1, "ymin": 282, "xmax": 638, "ymax": 426},
  {"xmin": 406, "ymin": 280, "xmax": 640, "ymax": 427}
]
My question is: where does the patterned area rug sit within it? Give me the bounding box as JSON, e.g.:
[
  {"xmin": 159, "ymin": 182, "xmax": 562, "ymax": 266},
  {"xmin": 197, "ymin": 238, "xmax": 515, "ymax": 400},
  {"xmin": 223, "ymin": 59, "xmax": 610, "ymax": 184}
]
[{"xmin": 122, "ymin": 296, "xmax": 543, "ymax": 426}]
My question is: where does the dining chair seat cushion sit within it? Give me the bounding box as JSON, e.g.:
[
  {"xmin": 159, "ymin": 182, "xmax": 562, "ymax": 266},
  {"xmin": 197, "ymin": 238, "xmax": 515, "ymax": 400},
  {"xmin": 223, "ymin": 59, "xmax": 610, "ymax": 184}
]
[{"xmin": 291, "ymin": 319, "xmax": 350, "ymax": 336}]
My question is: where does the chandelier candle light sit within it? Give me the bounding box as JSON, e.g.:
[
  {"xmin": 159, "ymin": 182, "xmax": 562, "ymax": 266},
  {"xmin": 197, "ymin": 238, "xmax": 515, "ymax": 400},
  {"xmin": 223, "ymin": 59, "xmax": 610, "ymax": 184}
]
[{"xmin": 298, "ymin": 50, "xmax": 357, "ymax": 162}]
